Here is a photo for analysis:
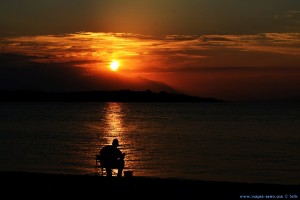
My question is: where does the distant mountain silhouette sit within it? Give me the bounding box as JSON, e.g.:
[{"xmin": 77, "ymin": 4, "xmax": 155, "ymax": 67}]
[
  {"xmin": 0, "ymin": 53, "xmax": 179, "ymax": 94},
  {"xmin": 0, "ymin": 53, "xmax": 225, "ymax": 102},
  {"xmin": 102, "ymin": 74, "xmax": 180, "ymax": 94},
  {"xmin": 128, "ymin": 76, "xmax": 180, "ymax": 94},
  {"xmin": 0, "ymin": 90, "xmax": 224, "ymax": 102}
]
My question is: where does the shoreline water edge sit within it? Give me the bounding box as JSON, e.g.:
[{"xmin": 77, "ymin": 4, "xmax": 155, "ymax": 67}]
[{"xmin": 0, "ymin": 171, "xmax": 298, "ymax": 199}]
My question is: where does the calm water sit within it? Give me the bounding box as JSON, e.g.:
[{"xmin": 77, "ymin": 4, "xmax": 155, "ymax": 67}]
[{"xmin": 0, "ymin": 102, "xmax": 299, "ymax": 185}]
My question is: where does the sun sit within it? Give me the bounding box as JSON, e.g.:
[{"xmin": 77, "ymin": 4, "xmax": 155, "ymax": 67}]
[{"xmin": 109, "ymin": 60, "xmax": 120, "ymax": 71}]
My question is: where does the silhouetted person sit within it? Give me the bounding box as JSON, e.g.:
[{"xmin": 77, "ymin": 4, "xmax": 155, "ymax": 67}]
[{"xmin": 99, "ymin": 139, "xmax": 125, "ymax": 177}]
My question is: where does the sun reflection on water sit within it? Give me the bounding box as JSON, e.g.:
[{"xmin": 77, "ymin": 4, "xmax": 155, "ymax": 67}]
[
  {"xmin": 103, "ymin": 102, "xmax": 124, "ymax": 138},
  {"xmin": 100, "ymin": 102, "xmax": 139, "ymax": 174}
]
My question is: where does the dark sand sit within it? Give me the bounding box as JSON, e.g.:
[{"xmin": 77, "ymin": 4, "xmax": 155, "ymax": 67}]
[{"xmin": 1, "ymin": 171, "xmax": 298, "ymax": 199}]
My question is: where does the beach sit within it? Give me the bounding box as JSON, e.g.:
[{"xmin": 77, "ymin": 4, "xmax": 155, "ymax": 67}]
[
  {"xmin": 2, "ymin": 1, "xmax": 300, "ymax": 199},
  {"xmin": 1, "ymin": 171, "xmax": 298, "ymax": 199}
]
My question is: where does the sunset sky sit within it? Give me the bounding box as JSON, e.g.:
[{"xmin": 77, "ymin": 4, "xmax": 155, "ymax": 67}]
[{"xmin": 1, "ymin": 0, "xmax": 300, "ymax": 101}]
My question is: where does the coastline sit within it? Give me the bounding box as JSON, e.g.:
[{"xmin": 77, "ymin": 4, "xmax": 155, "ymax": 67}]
[{"xmin": 1, "ymin": 171, "xmax": 298, "ymax": 199}]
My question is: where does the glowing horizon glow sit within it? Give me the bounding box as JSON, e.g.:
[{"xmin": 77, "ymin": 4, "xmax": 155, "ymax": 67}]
[
  {"xmin": 1, "ymin": 32, "xmax": 300, "ymax": 101},
  {"xmin": 110, "ymin": 60, "xmax": 120, "ymax": 71}
]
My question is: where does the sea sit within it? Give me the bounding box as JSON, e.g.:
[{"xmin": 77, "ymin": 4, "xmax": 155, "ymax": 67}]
[{"xmin": 0, "ymin": 102, "xmax": 299, "ymax": 185}]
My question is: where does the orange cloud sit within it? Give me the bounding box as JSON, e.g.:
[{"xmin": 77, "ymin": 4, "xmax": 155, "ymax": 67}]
[{"xmin": 1, "ymin": 32, "xmax": 300, "ymax": 100}]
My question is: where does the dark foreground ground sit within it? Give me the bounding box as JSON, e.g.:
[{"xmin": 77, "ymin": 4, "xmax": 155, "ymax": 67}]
[{"xmin": 0, "ymin": 171, "xmax": 298, "ymax": 199}]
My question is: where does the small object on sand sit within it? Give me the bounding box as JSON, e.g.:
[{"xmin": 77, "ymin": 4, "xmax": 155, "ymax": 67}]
[{"xmin": 124, "ymin": 170, "xmax": 133, "ymax": 178}]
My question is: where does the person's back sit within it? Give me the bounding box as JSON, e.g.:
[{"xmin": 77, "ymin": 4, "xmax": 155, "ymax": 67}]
[
  {"xmin": 100, "ymin": 145, "xmax": 122, "ymax": 164},
  {"xmin": 99, "ymin": 139, "xmax": 125, "ymax": 177}
]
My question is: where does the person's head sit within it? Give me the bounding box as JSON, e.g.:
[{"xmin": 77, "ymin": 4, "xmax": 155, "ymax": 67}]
[{"xmin": 112, "ymin": 139, "xmax": 119, "ymax": 147}]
